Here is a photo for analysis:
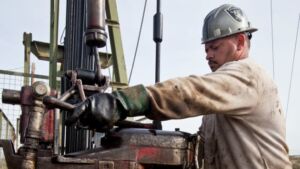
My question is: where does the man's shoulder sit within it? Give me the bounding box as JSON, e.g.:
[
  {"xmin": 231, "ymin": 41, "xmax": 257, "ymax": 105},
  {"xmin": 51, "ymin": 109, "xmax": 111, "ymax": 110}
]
[
  {"xmin": 217, "ymin": 58, "xmax": 259, "ymax": 73},
  {"xmin": 215, "ymin": 58, "xmax": 274, "ymax": 83}
]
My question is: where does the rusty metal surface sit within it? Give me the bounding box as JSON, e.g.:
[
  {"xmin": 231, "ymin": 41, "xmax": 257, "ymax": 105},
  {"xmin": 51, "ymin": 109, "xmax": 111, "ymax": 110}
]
[
  {"xmin": 21, "ymin": 81, "xmax": 50, "ymax": 169},
  {"xmin": 75, "ymin": 128, "xmax": 193, "ymax": 166},
  {"xmin": 41, "ymin": 90, "xmax": 57, "ymax": 143},
  {"xmin": 41, "ymin": 109, "xmax": 54, "ymax": 142},
  {"xmin": 3, "ymin": 85, "xmax": 54, "ymax": 144},
  {"xmin": 2, "ymin": 89, "xmax": 21, "ymax": 104},
  {"xmin": 43, "ymin": 96, "xmax": 76, "ymax": 110},
  {"xmin": 1, "ymin": 52, "xmax": 193, "ymax": 168},
  {"xmin": 0, "ymin": 128, "xmax": 195, "ymax": 169},
  {"xmin": 105, "ymin": 128, "xmax": 189, "ymax": 149},
  {"xmin": 11, "ymin": 86, "xmax": 34, "ymax": 143},
  {"xmin": 85, "ymin": 0, "xmax": 107, "ymax": 47}
]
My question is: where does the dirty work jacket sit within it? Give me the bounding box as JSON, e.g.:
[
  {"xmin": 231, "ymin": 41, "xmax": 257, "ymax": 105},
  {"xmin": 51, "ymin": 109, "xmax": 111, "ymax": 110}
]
[{"xmin": 146, "ymin": 58, "xmax": 292, "ymax": 169}]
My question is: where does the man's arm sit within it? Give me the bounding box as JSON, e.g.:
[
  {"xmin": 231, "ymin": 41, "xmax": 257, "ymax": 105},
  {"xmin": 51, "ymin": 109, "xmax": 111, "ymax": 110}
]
[
  {"xmin": 146, "ymin": 62, "xmax": 259, "ymax": 120},
  {"xmin": 67, "ymin": 61, "xmax": 259, "ymax": 128}
]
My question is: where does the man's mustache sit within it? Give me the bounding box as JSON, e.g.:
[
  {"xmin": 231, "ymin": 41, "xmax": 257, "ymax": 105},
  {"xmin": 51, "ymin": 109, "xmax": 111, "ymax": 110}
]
[{"xmin": 208, "ymin": 60, "xmax": 217, "ymax": 65}]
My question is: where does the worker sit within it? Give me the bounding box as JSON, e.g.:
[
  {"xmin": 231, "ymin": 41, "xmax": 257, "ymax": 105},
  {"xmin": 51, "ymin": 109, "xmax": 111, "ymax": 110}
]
[{"xmin": 67, "ymin": 4, "xmax": 292, "ymax": 169}]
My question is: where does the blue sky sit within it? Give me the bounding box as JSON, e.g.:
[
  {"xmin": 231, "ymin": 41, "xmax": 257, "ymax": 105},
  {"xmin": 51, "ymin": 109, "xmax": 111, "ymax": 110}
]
[{"xmin": 0, "ymin": 0, "xmax": 299, "ymax": 154}]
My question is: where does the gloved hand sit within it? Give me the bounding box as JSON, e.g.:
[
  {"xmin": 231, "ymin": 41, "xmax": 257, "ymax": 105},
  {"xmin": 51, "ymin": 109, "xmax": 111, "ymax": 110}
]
[
  {"xmin": 65, "ymin": 93, "xmax": 124, "ymax": 130},
  {"xmin": 65, "ymin": 85, "xmax": 150, "ymax": 130}
]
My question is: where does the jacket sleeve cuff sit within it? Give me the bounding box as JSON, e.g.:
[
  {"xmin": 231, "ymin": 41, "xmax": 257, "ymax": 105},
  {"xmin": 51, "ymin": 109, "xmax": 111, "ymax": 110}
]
[{"xmin": 112, "ymin": 84, "xmax": 150, "ymax": 117}]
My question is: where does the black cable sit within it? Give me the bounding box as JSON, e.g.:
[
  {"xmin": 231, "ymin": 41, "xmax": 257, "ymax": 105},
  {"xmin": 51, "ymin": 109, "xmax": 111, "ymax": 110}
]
[
  {"xmin": 286, "ymin": 14, "xmax": 300, "ymax": 119},
  {"xmin": 128, "ymin": 0, "xmax": 148, "ymax": 84}
]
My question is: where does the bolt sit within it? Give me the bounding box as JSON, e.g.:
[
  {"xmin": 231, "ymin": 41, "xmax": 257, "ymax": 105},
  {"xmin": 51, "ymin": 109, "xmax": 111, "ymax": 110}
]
[{"xmin": 32, "ymin": 81, "xmax": 50, "ymax": 97}]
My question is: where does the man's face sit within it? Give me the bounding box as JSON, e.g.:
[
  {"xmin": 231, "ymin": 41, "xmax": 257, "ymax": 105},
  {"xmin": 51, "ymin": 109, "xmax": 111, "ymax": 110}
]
[{"xmin": 204, "ymin": 36, "xmax": 238, "ymax": 72}]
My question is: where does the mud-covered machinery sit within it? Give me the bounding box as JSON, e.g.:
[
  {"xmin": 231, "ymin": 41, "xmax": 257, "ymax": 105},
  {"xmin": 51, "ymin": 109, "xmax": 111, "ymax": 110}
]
[
  {"xmin": 0, "ymin": 0, "xmax": 202, "ymax": 169},
  {"xmin": 0, "ymin": 42, "xmax": 201, "ymax": 168},
  {"xmin": 0, "ymin": 66, "xmax": 201, "ymax": 169},
  {"xmin": 0, "ymin": 70, "xmax": 201, "ymax": 169}
]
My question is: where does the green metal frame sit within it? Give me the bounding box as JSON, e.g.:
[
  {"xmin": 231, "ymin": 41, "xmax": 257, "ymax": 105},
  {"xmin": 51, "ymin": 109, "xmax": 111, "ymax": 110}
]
[
  {"xmin": 49, "ymin": 0, "xmax": 60, "ymax": 90},
  {"xmin": 23, "ymin": 33, "xmax": 32, "ymax": 86},
  {"xmin": 31, "ymin": 41, "xmax": 64, "ymax": 62},
  {"xmin": 106, "ymin": 0, "xmax": 128, "ymax": 86},
  {"xmin": 23, "ymin": 0, "xmax": 60, "ymax": 89},
  {"xmin": 0, "ymin": 70, "xmax": 49, "ymax": 79},
  {"xmin": 18, "ymin": 0, "xmax": 131, "ymax": 157},
  {"xmin": 25, "ymin": 0, "xmax": 128, "ymax": 89}
]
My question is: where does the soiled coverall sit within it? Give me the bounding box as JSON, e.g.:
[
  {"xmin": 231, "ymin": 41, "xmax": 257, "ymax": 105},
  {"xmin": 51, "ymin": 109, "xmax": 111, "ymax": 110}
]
[{"xmin": 145, "ymin": 58, "xmax": 292, "ymax": 169}]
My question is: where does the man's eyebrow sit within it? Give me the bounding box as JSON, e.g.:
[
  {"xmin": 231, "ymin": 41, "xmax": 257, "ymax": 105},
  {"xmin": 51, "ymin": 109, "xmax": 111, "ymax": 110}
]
[{"xmin": 214, "ymin": 41, "xmax": 224, "ymax": 47}]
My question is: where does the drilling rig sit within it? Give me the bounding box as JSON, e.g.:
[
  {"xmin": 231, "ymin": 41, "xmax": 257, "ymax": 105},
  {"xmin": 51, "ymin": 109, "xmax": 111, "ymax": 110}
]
[
  {"xmin": 2, "ymin": 1, "xmax": 300, "ymax": 169},
  {"xmin": 0, "ymin": 0, "xmax": 201, "ymax": 168}
]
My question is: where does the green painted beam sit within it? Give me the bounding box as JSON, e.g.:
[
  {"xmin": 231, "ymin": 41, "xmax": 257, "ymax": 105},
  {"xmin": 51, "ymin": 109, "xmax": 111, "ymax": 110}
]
[
  {"xmin": 49, "ymin": 0, "xmax": 60, "ymax": 89},
  {"xmin": 31, "ymin": 41, "xmax": 64, "ymax": 62},
  {"xmin": 106, "ymin": 0, "xmax": 128, "ymax": 85},
  {"xmin": 110, "ymin": 82, "xmax": 129, "ymax": 90},
  {"xmin": 23, "ymin": 33, "xmax": 32, "ymax": 85}
]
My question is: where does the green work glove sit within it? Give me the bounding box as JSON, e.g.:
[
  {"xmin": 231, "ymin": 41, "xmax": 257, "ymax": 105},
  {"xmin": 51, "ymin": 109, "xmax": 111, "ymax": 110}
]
[
  {"xmin": 65, "ymin": 85, "xmax": 150, "ymax": 130},
  {"xmin": 112, "ymin": 84, "xmax": 150, "ymax": 117}
]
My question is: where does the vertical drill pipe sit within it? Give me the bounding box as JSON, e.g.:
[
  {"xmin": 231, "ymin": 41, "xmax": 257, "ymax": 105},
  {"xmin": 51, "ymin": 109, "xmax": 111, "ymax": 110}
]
[
  {"xmin": 155, "ymin": 43, "xmax": 161, "ymax": 83},
  {"xmin": 63, "ymin": 0, "xmax": 95, "ymax": 154},
  {"xmin": 153, "ymin": 0, "xmax": 163, "ymax": 129},
  {"xmin": 153, "ymin": 0, "xmax": 162, "ymax": 83}
]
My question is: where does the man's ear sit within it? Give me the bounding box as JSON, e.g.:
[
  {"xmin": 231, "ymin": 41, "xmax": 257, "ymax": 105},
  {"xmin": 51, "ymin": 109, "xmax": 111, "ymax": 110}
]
[{"xmin": 236, "ymin": 33, "xmax": 245, "ymax": 51}]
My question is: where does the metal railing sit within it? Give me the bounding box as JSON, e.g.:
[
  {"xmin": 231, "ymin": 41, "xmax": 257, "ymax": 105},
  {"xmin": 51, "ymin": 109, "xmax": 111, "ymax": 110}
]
[
  {"xmin": 0, "ymin": 109, "xmax": 16, "ymax": 169},
  {"xmin": 0, "ymin": 70, "xmax": 48, "ymax": 131}
]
